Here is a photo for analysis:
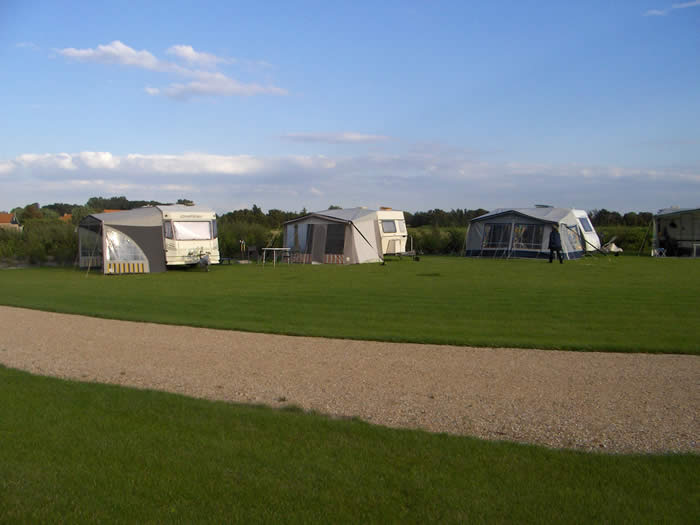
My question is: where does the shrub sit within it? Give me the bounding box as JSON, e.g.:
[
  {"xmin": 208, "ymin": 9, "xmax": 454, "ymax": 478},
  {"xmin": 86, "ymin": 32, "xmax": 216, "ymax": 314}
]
[
  {"xmin": 408, "ymin": 226, "xmax": 466, "ymax": 255},
  {"xmin": 217, "ymin": 222, "xmax": 277, "ymax": 258},
  {"xmin": 596, "ymin": 226, "xmax": 650, "ymax": 254},
  {"xmin": 0, "ymin": 219, "xmax": 77, "ymax": 264}
]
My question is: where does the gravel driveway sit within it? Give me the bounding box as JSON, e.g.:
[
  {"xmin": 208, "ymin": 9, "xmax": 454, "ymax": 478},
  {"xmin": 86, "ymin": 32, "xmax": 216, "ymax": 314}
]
[{"xmin": 0, "ymin": 305, "xmax": 697, "ymax": 454}]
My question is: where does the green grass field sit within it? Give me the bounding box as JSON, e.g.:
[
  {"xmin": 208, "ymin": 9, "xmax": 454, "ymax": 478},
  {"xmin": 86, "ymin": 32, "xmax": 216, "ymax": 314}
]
[
  {"xmin": 1, "ymin": 256, "xmax": 698, "ymax": 353},
  {"xmin": 1, "ymin": 366, "xmax": 697, "ymax": 524}
]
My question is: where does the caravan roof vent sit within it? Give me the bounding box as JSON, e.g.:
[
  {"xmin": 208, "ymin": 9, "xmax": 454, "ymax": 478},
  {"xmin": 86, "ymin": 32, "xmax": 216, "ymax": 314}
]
[
  {"xmin": 535, "ymin": 204, "xmax": 554, "ymax": 208},
  {"xmin": 380, "ymin": 206, "xmax": 393, "ymax": 210}
]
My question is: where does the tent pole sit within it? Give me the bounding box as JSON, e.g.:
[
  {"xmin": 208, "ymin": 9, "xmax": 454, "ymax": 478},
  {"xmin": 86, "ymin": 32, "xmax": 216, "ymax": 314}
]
[
  {"xmin": 637, "ymin": 221, "xmax": 653, "ymax": 256},
  {"xmin": 84, "ymin": 221, "xmax": 103, "ymax": 277},
  {"xmin": 563, "ymin": 224, "xmax": 606, "ymax": 255}
]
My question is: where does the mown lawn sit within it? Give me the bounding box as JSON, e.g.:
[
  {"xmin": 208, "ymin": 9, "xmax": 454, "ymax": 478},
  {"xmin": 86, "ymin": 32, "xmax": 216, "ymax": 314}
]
[
  {"xmin": 0, "ymin": 366, "xmax": 696, "ymax": 524},
  {"xmin": 0, "ymin": 256, "xmax": 698, "ymax": 353}
]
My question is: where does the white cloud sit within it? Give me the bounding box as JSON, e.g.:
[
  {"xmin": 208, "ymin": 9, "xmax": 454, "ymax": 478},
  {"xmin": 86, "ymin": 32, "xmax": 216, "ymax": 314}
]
[
  {"xmin": 673, "ymin": 0, "xmax": 700, "ymax": 8},
  {"xmin": 78, "ymin": 151, "xmax": 120, "ymax": 169},
  {"xmin": 55, "ymin": 41, "xmax": 286, "ymax": 99},
  {"xmin": 163, "ymin": 184, "xmax": 196, "ymax": 192},
  {"xmin": 3, "ymin": 150, "xmax": 698, "ymax": 214},
  {"xmin": 16, "ymin": 153, "xmax": 77, "ymax": 170},
  {"xmin": 56, "ymin": 40, "xmax": 164, "ymax": 71},
  {"xmin": 644, "ymin": 0, "xmax": 700, "ymax": 15},
  {"xmin": 123, "ymin": 153, "xmax": 266, "ymax": 174},
  {"xmin": 160, "ymin": 73, "xmax": 287, "ymax": 98},
  {"xmin": 0, "ymin": 161, "xmax": 15, "ymax": 174},
  {"xmin": 16, "ymin": 42, "xmax": 39, "ymax": 50},
  {"xmin": 283, "ymin": 132, "xmax": 391, "ymax": 144},
  {"xmin": 166, "ymin": 45, "xmax": 231, "ymax": 67}
]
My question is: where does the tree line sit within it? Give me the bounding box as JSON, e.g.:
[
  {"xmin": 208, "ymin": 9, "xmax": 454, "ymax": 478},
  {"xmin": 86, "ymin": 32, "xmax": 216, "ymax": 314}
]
[
  {"xmin": 4, "ymin": 197, "xmax": 655, "ymax": 228},
  {"xmin": 1, "ymin": 197, "xmax": 656, "ymax": 264}
]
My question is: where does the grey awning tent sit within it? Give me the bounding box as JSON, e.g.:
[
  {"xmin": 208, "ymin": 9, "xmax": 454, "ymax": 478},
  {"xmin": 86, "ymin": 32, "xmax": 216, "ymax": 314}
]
[
  {"xmin": 464, "ymin": 206, "xmax": 586, "ymax": 259},
  {"xmin": 283, "ymin": 208, "xmax": 383, "ymax": 264},
  {"xmin": 78, "ymin": 208, "xmax": 166, "ymax": 273},
  {"xmin": 653, "ymin": 207, "xmax": 700, "ymax": 257}
]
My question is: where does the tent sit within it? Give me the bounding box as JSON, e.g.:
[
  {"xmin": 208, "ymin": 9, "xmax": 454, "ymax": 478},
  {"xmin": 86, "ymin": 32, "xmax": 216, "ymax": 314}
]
[
  {"xmin": 464, "ymin": 206, "xmax": 590, "ymax": 259},
  {"xmin": 282, "ymin": 207, "xmax": 407, "ymax": 264},
  {"xmin": 653, "ymin": 207, "xmax": 700, "ymax": 257},
  {"xmin": 78, "ymin": 205, "xmax": 219, "ymax": 274}
]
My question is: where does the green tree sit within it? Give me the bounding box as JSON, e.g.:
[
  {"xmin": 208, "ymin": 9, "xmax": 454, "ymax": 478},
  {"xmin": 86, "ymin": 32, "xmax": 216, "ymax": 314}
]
[{"xmin": 70, "ymin": 206, "xmax": 98, "ymax": 225}]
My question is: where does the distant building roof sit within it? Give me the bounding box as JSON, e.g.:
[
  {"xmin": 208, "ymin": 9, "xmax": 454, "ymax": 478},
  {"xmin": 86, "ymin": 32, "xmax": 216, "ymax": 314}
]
[
  {"xmin": 59, "ymin": 214, "xmax": 72, "ymax": 222},
  {"xmin": 0, "ymin": 213, "xmax": 17, "ymax": 224}
]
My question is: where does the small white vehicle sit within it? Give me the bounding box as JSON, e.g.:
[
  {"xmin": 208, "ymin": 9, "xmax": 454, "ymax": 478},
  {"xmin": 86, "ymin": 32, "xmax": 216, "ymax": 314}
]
[
  {"xmin": 376, "ymin": 208, "xmax": 409, "ymax": 255},
  {"xmin": 160, "ymin": 205, "xmax": 220, "ymax": 266}
]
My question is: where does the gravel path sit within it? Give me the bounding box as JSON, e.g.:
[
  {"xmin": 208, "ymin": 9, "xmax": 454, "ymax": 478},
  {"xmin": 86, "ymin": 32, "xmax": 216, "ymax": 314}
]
[{"xmin": 0, "ymin": 305, "xmax": 697, "ymax": 454}]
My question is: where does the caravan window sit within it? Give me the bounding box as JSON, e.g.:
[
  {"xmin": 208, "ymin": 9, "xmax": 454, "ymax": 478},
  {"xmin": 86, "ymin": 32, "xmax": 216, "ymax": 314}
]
[
  {"xmin": 212, "ymin": 220, "xmax": 218, "ymax": 239},
  {"xmin": 398, "ymin": 220, "xmax": 406, "ymax": 233},
  {"xmin": 512, "ymin": 224, "xmax": 544, "ymax": 250},
  {"xmin": 164, "ymin": 221, "xmax": 173, "ymax": 239},
  {"xmin": 579, "ymin": 217, "xmax": 593, "ymax": 232},
  {"xmin": 172, "ymin": 221, "xmax": 213, "ymax": 240},
  {"xmin": 482, "ymin": 223, "xmax": 511, "ymax": 249},
  {"xmin": 382, "ymin": 220, "xmax": 397, "ymax": 233}
]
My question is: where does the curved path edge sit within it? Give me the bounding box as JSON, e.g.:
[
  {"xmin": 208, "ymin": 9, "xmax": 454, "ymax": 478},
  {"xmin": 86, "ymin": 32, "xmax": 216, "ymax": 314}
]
[{"xmin": 0, "ymin": 305, "xmax": 697, "ymax": 454}]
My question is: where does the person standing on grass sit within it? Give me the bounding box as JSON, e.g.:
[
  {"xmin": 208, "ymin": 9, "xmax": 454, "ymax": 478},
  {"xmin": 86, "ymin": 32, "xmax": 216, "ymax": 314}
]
[{"xmin": 548, "ymin": 225, "xmax": 563, "ymax": 264}]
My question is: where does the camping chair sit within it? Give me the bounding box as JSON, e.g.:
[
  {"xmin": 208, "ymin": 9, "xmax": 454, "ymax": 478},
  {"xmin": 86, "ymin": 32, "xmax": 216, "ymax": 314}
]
[{"xmin": 246, "ymin": 246, "xmax": 260, "ymax": 263}]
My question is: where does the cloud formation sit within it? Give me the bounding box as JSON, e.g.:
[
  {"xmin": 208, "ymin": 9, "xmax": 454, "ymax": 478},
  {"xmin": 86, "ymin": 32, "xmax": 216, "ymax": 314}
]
[
  {"xmin": 166, "ymin": 45, "xmax": 231, "ymax": 67},
  {"xmin": 57, "ymin": 40, "xmax": 163, "ymax": 70},
  {"xmin": 2, "ymin": 149, "xmax": 698, "ymax": 214},
  {"xmin": 282, "ymin": 132, "xmax": 391, "ymax": 144},
  {"xmin": 55, "ymin": 41, "xmax": 286, "ymax": 99},
  {"xmin": 147, "ymin": 72, "xmax": 287, "ymax": 98},
  {"xmin": 16, "ymin": 42, "xmax": 39, "ymax": 50},
  {"xmin": 644, "ymin": 0, "xmax": 700, "ymax": 16}
]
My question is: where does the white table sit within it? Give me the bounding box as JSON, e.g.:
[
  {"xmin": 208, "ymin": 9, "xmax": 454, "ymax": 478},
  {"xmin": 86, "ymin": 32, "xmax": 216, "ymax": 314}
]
[{"xmin": 262, "ymin": 247, "xmax": 291, "ymax": 266}]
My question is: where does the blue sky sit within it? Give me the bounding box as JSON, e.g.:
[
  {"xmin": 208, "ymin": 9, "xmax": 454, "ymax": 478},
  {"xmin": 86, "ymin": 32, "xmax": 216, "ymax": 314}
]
[{"xmin": 1, "ymin": 0, "xmax": 698, "ymax": 213}]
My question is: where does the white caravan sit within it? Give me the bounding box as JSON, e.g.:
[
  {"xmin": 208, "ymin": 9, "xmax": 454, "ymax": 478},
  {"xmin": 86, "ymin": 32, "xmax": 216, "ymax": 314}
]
[
  {"xmin": 160, "ymin": 205, "xmax": 220, "ymax": 265},
  {"xmin": 376, "ymin": 208, "xmax": 409, "ymax": 255},
  {"xmin": 572, "ymin": 209, "xmax": 601, "ymax": 252}
]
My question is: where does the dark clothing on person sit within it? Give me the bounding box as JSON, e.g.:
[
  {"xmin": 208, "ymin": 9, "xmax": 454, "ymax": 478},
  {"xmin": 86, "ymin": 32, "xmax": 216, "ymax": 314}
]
[{"xmin": 548, "ymin": 228, "xmax": 563, "ymax": 263}]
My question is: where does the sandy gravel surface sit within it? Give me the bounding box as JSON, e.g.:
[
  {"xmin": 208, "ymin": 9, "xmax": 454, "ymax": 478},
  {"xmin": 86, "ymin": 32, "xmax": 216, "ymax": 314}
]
[{"xmin": 0, "ymin": 305, "xmax": 697, "ymax": 454}]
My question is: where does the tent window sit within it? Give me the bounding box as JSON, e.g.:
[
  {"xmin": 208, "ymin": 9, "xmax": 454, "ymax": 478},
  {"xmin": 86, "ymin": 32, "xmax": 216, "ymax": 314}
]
[
  {"xmin": 398, "ymin": 220, "xmax": 406, "ymax": 233},
  {"xmin": 562, "ymin": 225, "xmax": 583, "ymax": 252},
  {"xmin": 512, "ymin": 224, "xmax": 544, "ymax": 250},
  {"xmin": 382, "ymin": 220, "xmax": 397, "ymax": 233},
  {"xmin": 104, "ymin": 229, "xmax": 147, "ymax": 262},
  {"xmin": 164, "ymin": 221, "xmax": 173, "ymax": 239},
  {"xmin": 79, "ymin": 227, "xmax": 102, "ymax": 257},
  {"xmin": 482, "ymin": 223, "xmax": 511, "ymax": 249},
  {"xmin": 325, "ymin": 224, "xmax": 345, "ymax": 254},
  {"xmin": 172, "ymin": 221, "xmax": 212, "ymax": 240},
  {"xmin": 579, "ymin": 217, "xmax": 593, "ymax": 232}
]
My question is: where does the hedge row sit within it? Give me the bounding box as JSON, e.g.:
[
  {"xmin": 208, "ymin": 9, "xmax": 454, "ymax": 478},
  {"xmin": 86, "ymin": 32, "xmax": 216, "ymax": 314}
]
[
  {"xmin": 0, "ymin": 220, "xmax": 77, "ymax": 264},
  {"xmin": 0, "ymin": 220, "xmax": 653, "ymax": 264}
]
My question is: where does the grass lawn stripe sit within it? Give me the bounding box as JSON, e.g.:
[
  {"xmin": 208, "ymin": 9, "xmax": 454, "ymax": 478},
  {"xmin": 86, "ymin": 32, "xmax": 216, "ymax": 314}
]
[
  {"xmin": 0, "ymin": 256, "xmax": 698, "ymax": 354},
  {"xmin": 0, "ymin": 366, "xmax": 697, "ymax": 523}
]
